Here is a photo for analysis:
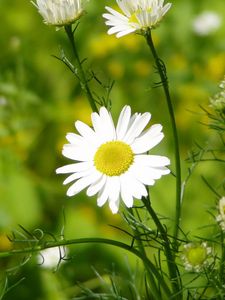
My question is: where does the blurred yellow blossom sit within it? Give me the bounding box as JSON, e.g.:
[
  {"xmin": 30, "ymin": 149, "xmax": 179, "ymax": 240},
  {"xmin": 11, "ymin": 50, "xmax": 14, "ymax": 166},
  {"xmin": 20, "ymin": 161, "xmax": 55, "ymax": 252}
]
[
  {"xmin": 0, "ymin": 234, "xmax": 12, "ymax": 251},
  {"xmin": 89, "ymin": 34, "xmax": 120, "ymax": 58},
  {"xmin": 107, "ymin": 60, "xmax": 125, "ymax": 78},
  {"xmin": 169, "ymin": 54, "xmax": 188, "ymax": 71},
  {"xmin": 134, "ymin": 60, "xmax": 151, "ymax": 77},
  {"xmin": 206, "ymin": 53, "xmax": 225, "ymax": 81}
]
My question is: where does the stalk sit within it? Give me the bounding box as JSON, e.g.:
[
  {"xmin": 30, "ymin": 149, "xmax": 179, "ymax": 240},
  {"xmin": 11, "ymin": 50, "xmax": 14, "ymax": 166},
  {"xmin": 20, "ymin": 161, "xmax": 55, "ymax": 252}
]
[
  {"xmin": 144, "ymin": 29, "xmax": 182, "ymax": 244},
  {"xmin": 0, "ymin": 237, "xmax": 171, "ymax": 297},
  {"xmin": 142, "ymin": 196, "xmax": 182, "ymax": 299},
  {"xmin": 64, "ymin": 24, "xmax": 98, "ymax": 112}
]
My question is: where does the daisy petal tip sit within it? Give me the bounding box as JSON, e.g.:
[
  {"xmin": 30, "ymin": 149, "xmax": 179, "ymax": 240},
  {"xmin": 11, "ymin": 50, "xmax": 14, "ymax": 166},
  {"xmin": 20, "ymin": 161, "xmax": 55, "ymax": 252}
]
[
  {"xmin": 56, "ymin": 167, "xmax": 62, "ymax": 174},
  {"xmin": 165, "ymin": 168, "xmax": 171, "ymax": 174},
  {"xmin": 66, "ymin": 190, "xmax": 74, "ymax": 197},
  {"xmin": 163, "ymin": 157, "xmax": 171, "ymax": 166},
  {"xmin": 109, "ymin": 203, "xmax": 119, "ymax": 214},
  {"xmin": 126, "ymin": 202, "xmax": 133, "ymax": 208}
]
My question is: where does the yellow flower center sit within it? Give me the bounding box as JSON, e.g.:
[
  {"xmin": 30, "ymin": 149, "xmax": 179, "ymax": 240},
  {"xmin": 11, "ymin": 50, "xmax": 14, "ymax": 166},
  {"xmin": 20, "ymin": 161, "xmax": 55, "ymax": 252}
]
[
  {"xmin": 128, "ymin": 8, "xmax": 152, "ymax": 24},
  {"xmin": 186, "ymin": 246, "xmax": 207, "ymax": 266},
  {"xmin": 94, "ymin": 141, "xmax": 134, "ymax": 176},
  {"xmin": 129, "ymin": 12, "xmax": 139, "ymax": 24}
]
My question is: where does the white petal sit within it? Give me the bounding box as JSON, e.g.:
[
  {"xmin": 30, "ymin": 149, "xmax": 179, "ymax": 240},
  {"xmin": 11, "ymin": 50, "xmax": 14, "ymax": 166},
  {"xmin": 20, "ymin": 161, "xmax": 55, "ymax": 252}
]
[
  {"xmin": 120, "ymin": 177, "xmax": 134, "ymax": 207},
  {"xmin": 116, "ymin": 105, "xmax": 131, "ymax": 139},
  {"xmin": 62, "ymin": 144, "xmax": 95, "ymax": 161},
  {"xmin": 117, "ymin": 0, "xmax": 136, "ymax": 17},
  {"xmin": 86, "ymin": 175, "xmax": 107, "ymax": 196},
  {"xmin": 56, "ymin": 162, "xmax": 93, "ymax": 174},
  {"xmin": 131, "ymin": 124, "xmax": 164, "ymax": 153},
  {"xmin": 97, "ymin": 178, "xmax": 111, "ymax": 207},
  {"xmin": 109, "ymin": 199, "xmax": 120, "ymax": 214},
  {"xmin": 75, "ymin": 120, "xmax": 96, "ymax": 140},
  {"xmin": 161, "ymin": 3, "xmax": 172, "ymax": 16},
  {"xmin": 129, "ymin": 162, "xmax": 169, "ymax": 185},
  {"xmin": 123, "ymin": 112, "xmax": 151, "ymax": 144},
  {"xmin": 99, "ymin": 107, "xmax": 116, "ymax": 141},
  {"xmin": 63, "ymin": 172, "xmax": 83, "ymax": 185},
  {"xmin": 120, "ymin": 172, "xmax": 148, "ymax": 202},
  {"xmin": 66, "ymin": 132, "xmax": 83, "ymax": 145},
  {"xmin": 67, "ymin": 171, "xmax": 101, "ymax": 196},
  {"xmin": 134, "ymin": 155, "xmax": 170, "ymax": 167},
  {"xmin": 97, "ymin": 176, "xmax": 121, "ymax": 213},
  {"xmin": 63, "ymin": 167, "xmax": 96, "ymax": 185},
  {"xmin": 91, "ymin": 107, "xmax": 116, "ymax": 142},
  {"xmin": 104, "ymin": 6, "xmax": 128, "ymax": 21},
  {"xmin": 108, "ymin": 176, "xmax": 121, "ymax": 203},
  {"xmin": 116, "ymin": 28, "xmax": 136, "ymax": 37}
]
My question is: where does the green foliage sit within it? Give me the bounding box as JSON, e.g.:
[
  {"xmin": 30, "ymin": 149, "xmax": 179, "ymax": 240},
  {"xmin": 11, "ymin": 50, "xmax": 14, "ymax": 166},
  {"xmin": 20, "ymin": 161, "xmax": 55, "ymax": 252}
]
[{"xmin": 0, "ymin": 0, "xmax": 225, "ymax": 299}]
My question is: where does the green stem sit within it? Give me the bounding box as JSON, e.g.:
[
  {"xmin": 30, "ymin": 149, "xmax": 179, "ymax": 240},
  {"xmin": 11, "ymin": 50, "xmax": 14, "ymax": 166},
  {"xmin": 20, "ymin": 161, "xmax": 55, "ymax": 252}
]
[
  {"xmin": 220, "ymin": 231, "xmax": 225, "ymax": 285},
  {"xmin": 142, "ymin": 196, "xmax": 182, "ymax": 299},
  {"xmin": 64, "ymin": 24, "xmax": 98, "ymax": 112},
  {"xmin": 0, "ymin": 237, "xmax": 171, "ymax": 297},
  {"xmin": 129, "ymin": 209, "xmax": 163, "ymax": 299},
  {"xmin": 144, "ymin": 29, "xmax": 182, "ymax": 245}
]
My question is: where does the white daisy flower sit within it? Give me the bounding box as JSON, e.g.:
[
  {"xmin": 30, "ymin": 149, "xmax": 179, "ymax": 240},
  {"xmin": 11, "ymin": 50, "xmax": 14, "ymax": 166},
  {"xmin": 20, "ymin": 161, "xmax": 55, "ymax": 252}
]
[
  {"xmin": 56, "ymin": 105, "xmax": 170, "ymax": 214},
  {"xmin": 192, "ymin": 11, "xmax": 221, "ymax": 36},
  {"xmin": 38, "ymin": 246, "xmax": 67, "ymax": 269},
  {"xmin": 181, "ymin": 242, "xmax": 212, "ymax": 273},
  {"xmin": 216, "ymin": 197, "xmax": 225, "ymax": 231},
  {"xmin": 210, "ymin": 78, "xmax": 225, "ymax": 114},
  {"xmin": 103, "ymin": 0, "xmax": 172, "ymax": 38},
  {"xmin": 32, "ymin": 0, "xmax": 86, "ymax": 27}
]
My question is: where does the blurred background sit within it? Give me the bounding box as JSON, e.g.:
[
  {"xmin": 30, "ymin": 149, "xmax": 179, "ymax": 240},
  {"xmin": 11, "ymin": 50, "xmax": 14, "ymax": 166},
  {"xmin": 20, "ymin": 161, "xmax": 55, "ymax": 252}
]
[{"xmin": 0, "ymin": 0, "xmax": 224, "ymax": 299}]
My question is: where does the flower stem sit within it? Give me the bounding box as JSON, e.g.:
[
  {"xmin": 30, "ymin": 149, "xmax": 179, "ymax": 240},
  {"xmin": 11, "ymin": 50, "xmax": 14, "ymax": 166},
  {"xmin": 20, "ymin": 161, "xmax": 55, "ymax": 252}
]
[
  {"xmin": 129, "ymin": 209, "xmax": 164, "ymax": 299},
  {"xmin": 144, "ymin": 29, "xmax": 182, "ymax": 245},
  {"xmin": 64, "ymin": 24, "xmax": 98, "ymax": 112},
  {"xmin": 0, "ymin": 237, "xmax": 171, "ymax": 297},
  {"xmin": 142, "ymin": 196, "xmax": 182, "ymax": 299}
]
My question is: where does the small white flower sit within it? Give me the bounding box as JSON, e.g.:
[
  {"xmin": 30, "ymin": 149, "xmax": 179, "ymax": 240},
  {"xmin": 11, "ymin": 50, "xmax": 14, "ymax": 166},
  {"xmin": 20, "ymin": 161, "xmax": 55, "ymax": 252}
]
[
  {"xmin": 32, "ymin": 0, "xmax": 86, "ymax": 26},
  {"xmin": 38, "ymin": 247, "xmax": 67, "ymax": 269},
  {"xmin": 56, "ymin": 105, "xmax": 170, "ymax": 214},
  {"xmin": 181, "ymin": 242, "xmax": 212, "ymax": 272},
  {"xmin": 103, "ymin": 0, "xmax": 172, "ymax": 38},
  {"xmin": 210, "ymin": 78, "xmax": 225, "ymax": 114},
  {"xmin": 192, "ymin": 11, "xmax": 221, "ymax": 36},
  {"xmin": 216, "ymin": 197, "xmax": 225, "ymax": 231},
  {"xmin": 0, "ymin": 96, "xmax": 7, "ymax": 106}
]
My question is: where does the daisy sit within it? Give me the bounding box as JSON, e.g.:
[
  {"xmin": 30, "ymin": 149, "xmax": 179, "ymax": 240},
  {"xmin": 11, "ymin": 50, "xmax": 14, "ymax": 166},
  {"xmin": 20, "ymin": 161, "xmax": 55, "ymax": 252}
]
[
  {"xmin": 103, "ymin": 0, "xmax": 172, "ymax": 38},
  {"xmin": 32, "ymin": 0, "xmax": 86, "ymax": 26},
  {"xmin": 56, "ymin": 105, "xmax": 170, "ymax": 213},
  {"xmin": 181, "ymin": 242, "xmax": 212, "ymax": 272},
  {"xmin": 216, "ymin": 197, "xmax": 225, "ymax": 231},
  {"xmin": 192, "ymin": 11, "xmax": 221, "ymax": 36},
  {"xmin": 38, "ymin": 246, "xmax": 67, "ymax": 269}
]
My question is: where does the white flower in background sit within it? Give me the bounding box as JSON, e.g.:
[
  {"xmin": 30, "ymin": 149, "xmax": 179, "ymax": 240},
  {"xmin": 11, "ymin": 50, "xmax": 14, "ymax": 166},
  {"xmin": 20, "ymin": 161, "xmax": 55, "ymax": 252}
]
[
  {"xmin": 56, "ymin": 105, "xmax": 170, "ymax": 214},
  {"xmin": 216, "ymin": 197, "xmax": 225, "ymax": 231},
  {"xmin": 210, "ymin": 77, "xmax": 225, "ymax": 114},
  {"xmin": 0, "ymin": 96, "xmax": 7, "ymax": 106},
  {"xmin": 192, "ymin": 11, "xmax": 221, "ymax": 36},
  {"xmin": 32, "ymin": 0, "xmax": 86, "ymax": 26},
  {"xmin": 103, "ymin": 0, "xmax": 172, "ymax": 38},
  {"xmin": 181, "ymin": 242, "xmax": 212, "ymax": 272},
  {"xmin": 38, "ymin": 247, "xmax": 67, "ymax": 269}
]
